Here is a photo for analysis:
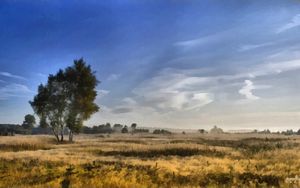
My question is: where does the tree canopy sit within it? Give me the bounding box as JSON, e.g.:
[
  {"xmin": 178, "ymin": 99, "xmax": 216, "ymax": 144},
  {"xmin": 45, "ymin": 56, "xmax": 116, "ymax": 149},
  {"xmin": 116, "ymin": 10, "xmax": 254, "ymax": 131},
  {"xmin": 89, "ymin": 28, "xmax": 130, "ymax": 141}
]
[
  {"xmin": 22, "ymin": 114, "xmax": 36, "ymax": 129},
  {"xmin": 30, "ymin": 59, "xmax": 99, "ymax": 142}
]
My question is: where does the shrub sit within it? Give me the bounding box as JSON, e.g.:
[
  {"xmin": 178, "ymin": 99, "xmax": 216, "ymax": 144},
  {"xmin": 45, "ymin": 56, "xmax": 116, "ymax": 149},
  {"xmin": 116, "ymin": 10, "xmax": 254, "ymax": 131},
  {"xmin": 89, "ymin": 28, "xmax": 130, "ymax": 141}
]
[{"xmin": 153, "ymin": 129, "xmax": 172, "ymax": 135}]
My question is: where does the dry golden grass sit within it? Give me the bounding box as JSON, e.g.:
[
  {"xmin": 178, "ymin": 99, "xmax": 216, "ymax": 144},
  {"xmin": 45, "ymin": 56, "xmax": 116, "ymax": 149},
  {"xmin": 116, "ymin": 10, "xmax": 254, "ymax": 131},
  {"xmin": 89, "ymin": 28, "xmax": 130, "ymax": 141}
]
[{"xmin": 0, "ymin": 133, "xmax": 300, "ymax": 187}]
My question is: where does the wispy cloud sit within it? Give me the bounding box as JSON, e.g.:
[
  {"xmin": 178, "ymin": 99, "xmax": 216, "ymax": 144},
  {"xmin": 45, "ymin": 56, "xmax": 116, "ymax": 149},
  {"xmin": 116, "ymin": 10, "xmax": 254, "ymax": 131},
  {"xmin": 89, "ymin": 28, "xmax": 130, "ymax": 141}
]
[
  {"xmin": 238, "ymin": 42, "xmax": 273, "ymax": 52},
  {"xmin": 174, "ymin": 31, "xmax": 229, "ymax": 49},
  {"xmin": 107, "ymin": 74, "xmax": 120, "ymax": 81},
  {"xmin": 109, "ymin": 97, "xmax": 137, "ymax": 114},
  {"xmin": 132, "ymin": 70, "xmax": 214, "ymax": 111},
  {"xmin": 175, "ymin": 37, "xmax": 210, "ymax": 48},
  {"xmin": 111, "ymin": 107, "xmax": 133, "ymax": 114},
  {"xmin": 0, "ymin": 83, "xmax": 32, "ymax": 100},
  {"xmin": 96, "ymin": 89, "xmax": 110, "ymax": 98},
  {"xmin": 277, "ymin": 14, "xmax": 300, "ymax": 33},
  {"xmin": 239, "ymin": 80, "xmax": 259, "ymax": 100},
  {"xmin": 247, "ymin": 59, "xmax": 300, "ymax": 78},
  {"xmin": 36, "ymin": 73, "xmax": 48, "ymax": 78},
  {"xmin": 0, "ymin": 72, "xmax": 26, "ymax": 80}
]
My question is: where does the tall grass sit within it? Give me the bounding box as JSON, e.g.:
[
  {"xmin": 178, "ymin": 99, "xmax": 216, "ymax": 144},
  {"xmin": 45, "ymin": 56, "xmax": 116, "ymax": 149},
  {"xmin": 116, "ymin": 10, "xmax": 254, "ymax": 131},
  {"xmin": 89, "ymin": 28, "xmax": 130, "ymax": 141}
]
[
  {"xmin": 0, "ymin": 135, "xmax": 53, "ymax": 151},
  {"xmin": 0, "ymin": 133, "xmax": 299, "ymax": 187}
]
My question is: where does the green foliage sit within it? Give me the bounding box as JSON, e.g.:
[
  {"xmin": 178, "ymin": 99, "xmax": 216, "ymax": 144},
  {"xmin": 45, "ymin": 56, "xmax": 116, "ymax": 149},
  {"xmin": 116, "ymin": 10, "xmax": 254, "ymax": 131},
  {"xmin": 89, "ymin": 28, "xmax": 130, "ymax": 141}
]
[
  {"xmin": 22, "ymin": 114, "xmax": 36, "ymax": 129},
  {"xmin": 131, "ymin": 123, "xmax": 137, "ymax": 129},
  {"xmin": 198, "ymin": 129, "xmax": 206, "ymax": 134},
  {"xmin": 134, "ymin": 128, "xmax": 149, "ymax": 133},
  {"xmin": 121, "ymin": 125, "xmax": 129, "ymax": 133},
  {"xmin": 30, "ymin": 58, "xmax": 99, "ymax": 142},
  {"xmin": 95, "ymin": 147, "xmax": 225, "ymax": 158},
  {"xmin": 153, "ymin": 129, "xmax": 172, "ymax": 135},
  {"xmin": 81, "ymin": 123, "xmax": 112, "ymax": 134}
]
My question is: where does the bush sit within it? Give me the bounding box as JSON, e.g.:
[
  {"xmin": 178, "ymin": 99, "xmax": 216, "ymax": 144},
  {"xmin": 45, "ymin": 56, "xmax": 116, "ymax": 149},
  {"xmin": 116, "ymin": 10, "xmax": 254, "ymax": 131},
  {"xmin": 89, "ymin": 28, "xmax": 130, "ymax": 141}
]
[
  {"xmin": 153, "ymin": 129, "xmax": 172, "ymax": 135},
  {"xmin": 238, "ymin": 172, "xmax": 280, "ymax": 186},
  {"xmin": 121, "ymin": 126, "xmax": 129, "ymax": 133},
  {"xmin": 96, "ymin": 147, "xmax": 225, "ymax": 158}
]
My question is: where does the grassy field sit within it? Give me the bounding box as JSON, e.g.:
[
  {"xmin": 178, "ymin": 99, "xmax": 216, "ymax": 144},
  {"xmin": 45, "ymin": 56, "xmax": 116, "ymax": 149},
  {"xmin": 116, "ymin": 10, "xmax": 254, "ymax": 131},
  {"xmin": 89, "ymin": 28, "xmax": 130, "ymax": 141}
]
[{"xmin": 0, "ymin": 133, "xmax": 300, "ymax": 187}]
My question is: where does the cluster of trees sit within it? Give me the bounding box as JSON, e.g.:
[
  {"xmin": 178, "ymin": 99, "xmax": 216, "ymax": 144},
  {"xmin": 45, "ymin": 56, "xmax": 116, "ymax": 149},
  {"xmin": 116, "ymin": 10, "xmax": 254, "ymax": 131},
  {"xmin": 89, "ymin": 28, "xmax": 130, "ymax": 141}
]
[
  {"xmin": 252, "ymin": 129, "xmax": 300, "ymax": 135},
  {"xmin": 82, "ymin": 123, "xmax": 112, "ymax": 134},
  {"xmin": 0, "ymin": 124, "xmax": 16, "ymax": 136},
  {"xmin": 22, "ymin": 114, "xmax": 36, "ymax": 130},
  {"xmin": 30, "ymin": 59, "xmax": 99, "ymax": 142},
  {"xmin": 278, "ymin": 129, "xmax": 300, "ymax": 135},
  {"xmin": 153, "ymin": 129, "xmax": 172, "ymax": 135},
  {"xmin": 134, "ymin": 128, "xmax": 150, "ymax": 133},
  {"xmin": 81, "ymin": 123, "xmax": 144, "ymax": 134},
  {"xmin": 252, "ymin": 129, "xmax": 271, "ymax": 134},
  {"xmin": 0, "ymin": 114, "xmax": 37, "ymax": 136},
  {"xmin": 196, "ymin": 127, "xmax": 300, "ymax": 135},
  {"xmin": 198, "ymin": 129, "xmax": 208, "ymax": 134},
  {"xmin": 0, "ymin": 124, "xmax": 35, "ymax": 136},
  {"xmin": 197, "ymin": 126, "xmax": 223, "ymax": 134}
]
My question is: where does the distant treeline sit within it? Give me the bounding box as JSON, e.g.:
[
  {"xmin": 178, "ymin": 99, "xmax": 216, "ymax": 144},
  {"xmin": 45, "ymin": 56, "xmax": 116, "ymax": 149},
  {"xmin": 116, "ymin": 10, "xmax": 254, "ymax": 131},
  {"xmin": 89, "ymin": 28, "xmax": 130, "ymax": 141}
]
[
  {"xmin": 80, "ymin": 123, "xmax": 150, "ymax": 134},
  {"xmin": 0, "ymin": 124, "xmax": 40, "ymax": 135},
  {"xmin": 153, "ymin": 129, "xmax": 172, "ymax": 135},
  {"xmin": 2, "ymin": 123, "xmax": 300, "ymax": 136}
]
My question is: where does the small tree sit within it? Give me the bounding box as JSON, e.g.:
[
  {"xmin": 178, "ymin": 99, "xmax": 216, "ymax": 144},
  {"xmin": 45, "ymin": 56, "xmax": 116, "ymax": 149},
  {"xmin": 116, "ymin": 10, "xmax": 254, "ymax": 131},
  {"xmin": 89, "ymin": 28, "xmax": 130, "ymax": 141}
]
[
  {"xmin": 210, "ymin": 126, "xmax": 223, "ymax": 134},
  {"xmin": 105, "ymin": 122, "xmax": 111, "ymax": 128},
  {"xmin": 198, "ymin": 129, "xmax": 206, "ymax": 134},
  {"xmin": 131, "ymin": 123, "xmax": 137, "ymax": 133},
  {"xmin": 122, "ymin": 125, "xmax": 128, "ymax": 133},
  {"xmin": 30, "ymin": 58, "xmax": 99, "ymax": 142},
  {"xmin": 22, "ymin": 114, "xmax": 36, "ymax": 129},
  {"xmin": 113, "ymin": 124, "xmax": 123, "ymax": 132}
]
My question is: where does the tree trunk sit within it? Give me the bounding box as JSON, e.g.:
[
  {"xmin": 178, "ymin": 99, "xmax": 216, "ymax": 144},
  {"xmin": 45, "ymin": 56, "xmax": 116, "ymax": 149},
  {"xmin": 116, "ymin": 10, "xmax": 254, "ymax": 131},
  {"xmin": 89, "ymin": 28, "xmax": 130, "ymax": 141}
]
[
  {"xmin": 69, "ymin": 131, "xmax": 73, "ymax": 142},
  {"xmin": 55, "ymin": 134, "xmax": 59, "ymax": 142},
  {"xmin": 59, "ymin": 122, "xmax": 65, "ymax": 142},
  {"xmin": 60, "ymin": 130, "xmax": 64, "ymax": 142},
  {"xmin": 52, "ymin": 129, "xmax": 60, "ymax": 143}
]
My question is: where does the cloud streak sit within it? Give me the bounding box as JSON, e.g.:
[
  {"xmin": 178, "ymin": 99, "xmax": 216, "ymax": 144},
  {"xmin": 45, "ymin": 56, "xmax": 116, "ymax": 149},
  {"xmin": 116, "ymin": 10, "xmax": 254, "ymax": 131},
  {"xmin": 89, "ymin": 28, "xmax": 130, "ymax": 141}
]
[
  {"xmin": 132, "ymin": 70, "xmax": 214, "ymax": 111},
  {"xmin": 0, "ymin": 83, "xmax": 32, "ymax": 100},
  {"xmin": 0, "ymin": 72, "xmax": 26, "ymax": 80},
  {"xmin": 277, "ymin": 14, "xmax": 300, "ymax": 33},
  {"xmin": 174, "ymin": 31, "xmax": 230, "ymax": 49},
  {"xmin": 111, "ymin": 107, "xmax": 133, "ymax": 114},
  {"xmin": 238, "ymin": 42, "xmax": 273, "ymax": 52},
  {"xmin": 107, "ymin": 74, "xmax": 120, "ymax": 81}
]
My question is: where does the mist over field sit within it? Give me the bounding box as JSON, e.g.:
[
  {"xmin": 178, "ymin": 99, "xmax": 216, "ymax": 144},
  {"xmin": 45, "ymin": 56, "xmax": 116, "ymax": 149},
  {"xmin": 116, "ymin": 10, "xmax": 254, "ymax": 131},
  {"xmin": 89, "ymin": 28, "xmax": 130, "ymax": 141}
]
[{"xmin": 1, "ymin": 0, "xmax": 300, "ymax": 187}]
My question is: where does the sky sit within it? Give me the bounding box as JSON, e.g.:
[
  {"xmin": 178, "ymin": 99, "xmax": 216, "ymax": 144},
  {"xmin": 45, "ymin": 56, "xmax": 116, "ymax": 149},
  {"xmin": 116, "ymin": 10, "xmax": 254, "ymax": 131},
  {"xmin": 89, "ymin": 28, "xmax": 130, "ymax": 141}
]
[{"xmin": 0, "ymin": 0, "xmax": 300, "ymax": 131}]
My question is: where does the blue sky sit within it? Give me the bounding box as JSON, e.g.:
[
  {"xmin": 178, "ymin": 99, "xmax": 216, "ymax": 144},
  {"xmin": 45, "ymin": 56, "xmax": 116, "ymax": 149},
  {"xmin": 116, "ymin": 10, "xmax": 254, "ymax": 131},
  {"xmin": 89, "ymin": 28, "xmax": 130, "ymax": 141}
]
[{"xmin": 1, "ymin": 0, "xmax": 300, "ymax": 130}]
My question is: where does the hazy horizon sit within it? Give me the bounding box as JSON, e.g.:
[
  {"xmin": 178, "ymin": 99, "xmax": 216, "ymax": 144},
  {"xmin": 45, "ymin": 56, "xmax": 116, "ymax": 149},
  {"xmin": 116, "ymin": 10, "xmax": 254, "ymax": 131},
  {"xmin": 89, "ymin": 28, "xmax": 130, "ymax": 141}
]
[{"xmin": 1, "ymin": 0, "xmax": 300, "ymax": 130}]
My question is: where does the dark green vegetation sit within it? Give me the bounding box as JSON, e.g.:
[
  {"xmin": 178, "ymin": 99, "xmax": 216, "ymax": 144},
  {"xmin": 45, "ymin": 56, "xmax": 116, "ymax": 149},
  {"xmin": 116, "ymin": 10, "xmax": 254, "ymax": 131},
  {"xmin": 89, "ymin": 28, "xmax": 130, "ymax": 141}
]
[
  {"xmin": 153, "ymin": 129, "xmax": 172, "ymax": 135},
  {"xmin": 95, "ymin": 147, "xmax": 225, "ymax": 158},
  {"xmin": 0, "ymin": 124, "xmax": 31, "ymax": 135},
  {"xmin": 22, "ymin": 114, "xmax": 36, "ymax": 130},
  {"xmin": 30, "ymin": 59, "xmax": 99, "ymax": 142}
]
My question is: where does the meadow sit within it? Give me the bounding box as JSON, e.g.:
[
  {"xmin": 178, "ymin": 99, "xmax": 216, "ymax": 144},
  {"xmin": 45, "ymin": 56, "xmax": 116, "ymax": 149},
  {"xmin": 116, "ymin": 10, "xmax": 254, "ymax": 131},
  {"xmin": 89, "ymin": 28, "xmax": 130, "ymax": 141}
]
[{"xmin": 0, "ymin": 133, "xmax": 300, "ymax": 187}]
